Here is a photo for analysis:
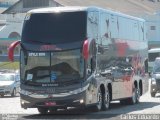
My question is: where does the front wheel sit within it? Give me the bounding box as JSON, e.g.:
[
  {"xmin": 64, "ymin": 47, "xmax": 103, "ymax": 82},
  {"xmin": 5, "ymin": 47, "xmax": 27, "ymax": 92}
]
[{"xmin": 128, "ymin": 87, "xmax": 140, "ymax": 105}]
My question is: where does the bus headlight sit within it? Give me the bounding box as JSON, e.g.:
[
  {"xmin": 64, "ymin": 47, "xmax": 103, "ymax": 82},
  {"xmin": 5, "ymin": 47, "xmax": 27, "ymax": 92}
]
[
  {"xmin": 21, "ymin": 99, "xmax": 30, "ymax": 104},
  {"xmin": 80, "ymin": 99, "xmax": 84, "ymax": 104},
  {"xmin": 151, "ymin": 78, "xmax": 156, "ymax": 85}
]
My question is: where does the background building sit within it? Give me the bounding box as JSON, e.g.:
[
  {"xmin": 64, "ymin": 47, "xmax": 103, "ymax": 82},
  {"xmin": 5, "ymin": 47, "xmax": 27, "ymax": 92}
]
[{"xmin": 0, "ymin": 0, "xmax": 160, "ymax": 64}]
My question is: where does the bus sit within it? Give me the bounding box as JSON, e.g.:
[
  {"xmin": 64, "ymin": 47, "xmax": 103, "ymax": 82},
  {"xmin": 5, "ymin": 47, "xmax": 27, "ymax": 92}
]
[
  {"xmin": 148, "ymin": 48, "xmax": 160, "ymax": 72},
  {"xmin": 8, "ymin": 6, "xmax": 148, "ymax": 114}
]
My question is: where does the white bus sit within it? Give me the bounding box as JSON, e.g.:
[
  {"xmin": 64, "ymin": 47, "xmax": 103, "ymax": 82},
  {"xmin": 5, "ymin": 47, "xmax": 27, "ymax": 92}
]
[{"xmin": 148, "ymin": 48, "xmax": 160, "ymax": 72}]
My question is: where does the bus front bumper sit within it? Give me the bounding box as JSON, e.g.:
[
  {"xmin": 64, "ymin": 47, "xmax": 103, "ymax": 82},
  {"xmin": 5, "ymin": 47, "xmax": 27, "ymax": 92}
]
[{"xmin": 20, "ymin": 90, "xmax": 86, "ymax": 109}]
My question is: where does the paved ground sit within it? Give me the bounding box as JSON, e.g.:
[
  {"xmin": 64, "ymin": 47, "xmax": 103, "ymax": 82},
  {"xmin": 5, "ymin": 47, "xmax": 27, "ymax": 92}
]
[{"xmin": 0, "ymin": 79, "xmax": 160, "ymax": 119}]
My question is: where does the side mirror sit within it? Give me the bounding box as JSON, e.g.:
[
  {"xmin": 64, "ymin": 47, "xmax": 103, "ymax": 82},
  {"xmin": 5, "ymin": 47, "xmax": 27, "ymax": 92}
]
[{"xmin": 8, "ymin": 41, "xmax": 20, "ymax": 62}]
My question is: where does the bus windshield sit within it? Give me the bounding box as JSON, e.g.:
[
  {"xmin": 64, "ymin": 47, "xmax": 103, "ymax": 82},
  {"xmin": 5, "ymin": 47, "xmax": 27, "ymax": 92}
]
[
  {"xmin": 21, "ymin": 49, "xmax": 84, "ymax": 84},
  {"xmin": 21, "ymin": 11, "xmax": 87, "ymax": 44}
]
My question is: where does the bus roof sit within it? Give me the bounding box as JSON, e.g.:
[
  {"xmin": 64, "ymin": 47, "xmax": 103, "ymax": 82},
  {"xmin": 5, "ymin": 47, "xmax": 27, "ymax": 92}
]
[
  {"xmin": 148, "ymin": 48, "xmax": 160, "ymax": 53},
  {"xmin": 28, "ymin": 6, "xmax": 87, "ymax": 13},
  {"xmin": 27, "ymin": 6, "xmax": 145, "ymax": 22}
]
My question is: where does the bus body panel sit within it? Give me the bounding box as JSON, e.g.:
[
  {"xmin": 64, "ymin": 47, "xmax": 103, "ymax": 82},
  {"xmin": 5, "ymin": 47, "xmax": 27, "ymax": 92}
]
[{"xmin": 86, "ymin": 8, "xmax": 147, "ymax": 101}]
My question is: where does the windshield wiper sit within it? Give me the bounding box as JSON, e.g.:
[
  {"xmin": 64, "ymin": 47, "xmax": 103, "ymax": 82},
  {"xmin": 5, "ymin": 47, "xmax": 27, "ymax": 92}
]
[{"xmin": 28, "ymin": 40, "xmax": 52, "ymax": 44}]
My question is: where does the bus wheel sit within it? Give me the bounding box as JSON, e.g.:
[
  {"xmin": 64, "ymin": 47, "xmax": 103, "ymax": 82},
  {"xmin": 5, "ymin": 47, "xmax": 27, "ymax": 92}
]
[
  {"xmin": 92, "ymin": 88, "xmax": 102, "ymax": 112},
  {"xmin": 128, "ymin": 87, "xmax": 139, "ymax": 104},
  {"xmin": 38, "ymin": 107, "xmax": 48, "ymax": 114},
  {"xmin": 136, "ymin": 88, "xmax": 140, "ymax": 103},
  {"xmin": 102, "ymin": 87, "xmax": 110, "ymax": 111}
]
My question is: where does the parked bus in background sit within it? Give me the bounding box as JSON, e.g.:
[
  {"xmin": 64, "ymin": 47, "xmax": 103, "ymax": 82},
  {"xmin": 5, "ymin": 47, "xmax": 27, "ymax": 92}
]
[
  {"xmin": 148, "ymin": 48, "xmax": 160, "ymax": 72},
  {"xmin": 8, "ymin": 6, "xmax": 148, "ymax": 114}
]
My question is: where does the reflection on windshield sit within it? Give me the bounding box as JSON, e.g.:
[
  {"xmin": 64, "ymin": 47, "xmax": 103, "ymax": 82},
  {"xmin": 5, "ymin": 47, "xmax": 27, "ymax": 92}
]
[
  {"xmin": 0, "ymin": 75, "xmax": 14, "ymax": 81},
  {"xmin": 22, "ymin": 49, "xmax": 84, "ymax": 84},
  {"xmin": 22, "ymin": 12, "xmax": 87, "ymax": 44}
]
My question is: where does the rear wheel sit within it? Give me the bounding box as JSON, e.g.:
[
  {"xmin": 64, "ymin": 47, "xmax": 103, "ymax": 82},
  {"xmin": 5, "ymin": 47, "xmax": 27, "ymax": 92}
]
[
  {"xmin": 120, "ymin": 85, "xmax": 140, "ymax": 105},
  {"xmin": 128, "ymin": 87, "xmax": 140, "ymax": 104},
  {"xmin": 92, "ymin": 88, "xmax": 102, "ymax": 112},
  {"xmin": 38, "ymin": 108, "xmax": 48, "ymax": 114},
  {"xmin": 102, "ymin": 87, "xmax": 110, "ymax": 111}
]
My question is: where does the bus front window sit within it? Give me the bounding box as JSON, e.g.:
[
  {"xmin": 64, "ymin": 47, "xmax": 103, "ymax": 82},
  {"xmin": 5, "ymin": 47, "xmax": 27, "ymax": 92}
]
[{"xmin": 21, "ymin": 49, "xmax": 84, "ymax": 84}]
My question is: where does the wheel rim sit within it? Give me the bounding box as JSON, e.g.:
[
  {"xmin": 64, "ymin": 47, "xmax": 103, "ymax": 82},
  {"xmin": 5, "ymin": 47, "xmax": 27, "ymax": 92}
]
[
  {"xmin": 136, "ymin": 88, "xmax": 140, "ymax": 101},
  {"xmin": 104, "ymin": 91, "xmax": 110, "ymax": 108},
  {"xmin": 97, "ymin": 90, "xmax": 102, "ymax": 110},
  {"xmin": 132, "ymin": 88, "xmax": 137, "ymax": 103}
]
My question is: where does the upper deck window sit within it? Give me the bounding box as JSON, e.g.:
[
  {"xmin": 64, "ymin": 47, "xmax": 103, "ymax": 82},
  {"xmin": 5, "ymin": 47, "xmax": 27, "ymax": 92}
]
[{"xmin": 21, "ymin": 11, "xmax": 87, "ymax": 44}]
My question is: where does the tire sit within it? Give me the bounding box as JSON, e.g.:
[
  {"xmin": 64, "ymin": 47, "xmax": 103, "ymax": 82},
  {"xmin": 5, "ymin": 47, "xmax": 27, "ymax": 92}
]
[
  {"xmin": 11, "ymin": 88, "xmax": 16, "ymax": 97},
  {"xmin": 128, "ymin": 87, "xmax": 140, "ymax": 105},
  {"xmin": 102, "ymin": 87, "xmax": 110, "ymax": 111},
  {"xmin": 38, "ymin": 108, "xmax": 48, "ymax": 114},
  {"xmin": 151, "ymin": 92, "xmax": 156, "ymax": 97},
  {"xmin": 125, "ymin": 87, "xmax": 140, "ymax": 105},
  {"xmin": 92, "ymin": 88, "xmax": 103, "ymax": 112}
]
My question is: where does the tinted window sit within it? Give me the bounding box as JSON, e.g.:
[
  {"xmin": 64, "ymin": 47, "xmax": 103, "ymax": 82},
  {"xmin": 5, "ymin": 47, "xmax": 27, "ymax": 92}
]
[
  {"xmin": 149, "ymin": 53, "xmax": 160, "ymax": 62},
  {"xmin": 21, "ymin": 49, "xmax": 84, "ymax": 84},
  {"xmin": 22, "ymin": 11, "xmax": 87, "ymax": 44}
]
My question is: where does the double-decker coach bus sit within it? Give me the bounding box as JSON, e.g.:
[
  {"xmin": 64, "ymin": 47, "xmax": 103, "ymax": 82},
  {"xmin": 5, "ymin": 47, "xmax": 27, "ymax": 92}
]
[{"xmin": 8, "ymin": 6, "xmax": 148, "ymax": 114}]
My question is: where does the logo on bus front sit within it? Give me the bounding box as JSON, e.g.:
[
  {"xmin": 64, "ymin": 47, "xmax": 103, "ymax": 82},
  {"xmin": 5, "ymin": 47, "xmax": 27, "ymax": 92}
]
[{"xmin": 28, "ymin": 52, "xmax": 46, "ymax": 56}]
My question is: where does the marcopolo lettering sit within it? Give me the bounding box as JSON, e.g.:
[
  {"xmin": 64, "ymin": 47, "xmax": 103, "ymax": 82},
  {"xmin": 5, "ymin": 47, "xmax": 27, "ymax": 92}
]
[{"xmin": 28, "ymin": 53, "xmax": 45, "ymax": 56}]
